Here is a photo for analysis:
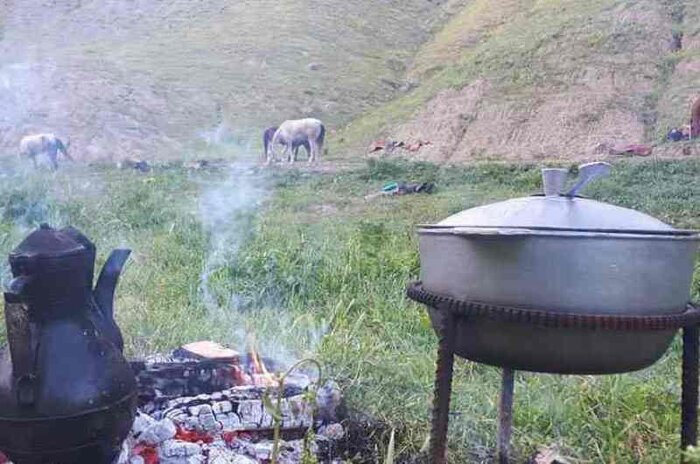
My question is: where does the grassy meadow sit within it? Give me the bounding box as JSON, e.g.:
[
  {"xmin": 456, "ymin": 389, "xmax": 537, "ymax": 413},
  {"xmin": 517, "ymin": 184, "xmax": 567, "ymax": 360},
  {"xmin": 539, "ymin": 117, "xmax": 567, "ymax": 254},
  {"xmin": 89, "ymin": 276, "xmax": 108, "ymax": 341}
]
[{"xmin": 0, "ymin": 158, "xmax": 699, "ymax": 463}]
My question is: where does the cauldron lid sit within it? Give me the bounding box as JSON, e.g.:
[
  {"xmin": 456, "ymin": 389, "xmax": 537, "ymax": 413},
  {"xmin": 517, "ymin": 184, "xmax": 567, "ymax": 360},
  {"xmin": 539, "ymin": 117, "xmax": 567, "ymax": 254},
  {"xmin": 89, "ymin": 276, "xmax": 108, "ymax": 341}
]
[
  {"xmin": 425, "ymin": 164, "xmax": 690, "ymax": 234},
  {"xmin": 431, "ymin": 196, "xmax": 676, "ymax": 232},
  {"xmin": 9, "ymin": 224, "xmax": 88, "ymax": 264}
]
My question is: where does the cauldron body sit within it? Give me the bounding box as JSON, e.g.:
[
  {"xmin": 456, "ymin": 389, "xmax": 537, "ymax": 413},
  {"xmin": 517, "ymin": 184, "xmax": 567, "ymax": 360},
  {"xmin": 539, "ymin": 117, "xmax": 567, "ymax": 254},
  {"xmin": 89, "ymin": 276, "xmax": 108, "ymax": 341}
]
[{"xmin": 417, "ymin": 165, "xmax": 700, "ymax": 374}]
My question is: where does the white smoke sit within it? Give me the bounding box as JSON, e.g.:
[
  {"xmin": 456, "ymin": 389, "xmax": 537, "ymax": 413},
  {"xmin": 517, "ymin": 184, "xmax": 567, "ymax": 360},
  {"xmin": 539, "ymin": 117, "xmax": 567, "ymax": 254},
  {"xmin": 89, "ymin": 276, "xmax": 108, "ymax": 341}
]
[
  {"xmin": 198, "ymin": 163, "xmax": 268, "ymax": 311},
  {"xmin": 196, "ymin": 161, "xmax": 328, "ymax": 367}
]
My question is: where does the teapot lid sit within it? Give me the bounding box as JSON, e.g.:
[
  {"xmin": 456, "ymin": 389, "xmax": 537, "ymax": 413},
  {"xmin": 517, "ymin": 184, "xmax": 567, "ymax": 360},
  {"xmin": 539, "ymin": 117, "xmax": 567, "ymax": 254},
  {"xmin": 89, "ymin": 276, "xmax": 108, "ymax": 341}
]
[{"xmin": 9, "ymin": 224, "xmax": 92, "ymax": 276}]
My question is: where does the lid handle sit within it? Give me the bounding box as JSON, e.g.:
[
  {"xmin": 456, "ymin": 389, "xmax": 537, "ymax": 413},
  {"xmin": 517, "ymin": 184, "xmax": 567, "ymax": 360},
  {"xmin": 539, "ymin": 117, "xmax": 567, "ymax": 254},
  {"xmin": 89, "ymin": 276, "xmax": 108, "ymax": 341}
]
[
  {"xmin": 565, "ymin": 162, "xmax": 611, "ymax": 197},
  {"xmin": 541, "ymin": 169, "xmax": 569, "ymax": 197}
]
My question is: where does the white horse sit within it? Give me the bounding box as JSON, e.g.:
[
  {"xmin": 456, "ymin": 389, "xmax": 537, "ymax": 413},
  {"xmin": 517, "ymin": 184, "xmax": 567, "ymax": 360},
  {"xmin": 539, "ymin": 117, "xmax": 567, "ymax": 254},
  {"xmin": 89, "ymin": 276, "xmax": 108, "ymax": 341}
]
[
  {"xmin": 267, "ymin": 118, "xmax": 325, "ymax": 165},
  {"xmin": 19, "ymin": 133, "xmax": 72, "ymax": 169}
]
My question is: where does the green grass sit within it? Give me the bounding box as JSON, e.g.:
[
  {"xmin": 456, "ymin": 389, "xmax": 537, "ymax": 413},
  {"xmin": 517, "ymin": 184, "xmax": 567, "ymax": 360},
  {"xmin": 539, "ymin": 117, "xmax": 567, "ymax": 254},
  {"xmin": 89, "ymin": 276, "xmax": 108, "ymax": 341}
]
[{"xmin": 0, "ymin": 158, "xmax": 698, "ymax": 463}]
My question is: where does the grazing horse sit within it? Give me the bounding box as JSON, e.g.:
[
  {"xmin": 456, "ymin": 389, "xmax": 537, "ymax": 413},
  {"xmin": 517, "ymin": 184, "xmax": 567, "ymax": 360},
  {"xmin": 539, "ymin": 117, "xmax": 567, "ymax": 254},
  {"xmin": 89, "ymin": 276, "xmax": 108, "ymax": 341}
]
[
  {"xmin": 19, "ymin": 133, "xmax": 72, "ymax": 169},
  {"xmin": 267, "ymin": 118, "xmax": 325, "ymax": 164},
  {"xmin": 263, "ymin": 126, "xmax": 310, "ymax": 162}
]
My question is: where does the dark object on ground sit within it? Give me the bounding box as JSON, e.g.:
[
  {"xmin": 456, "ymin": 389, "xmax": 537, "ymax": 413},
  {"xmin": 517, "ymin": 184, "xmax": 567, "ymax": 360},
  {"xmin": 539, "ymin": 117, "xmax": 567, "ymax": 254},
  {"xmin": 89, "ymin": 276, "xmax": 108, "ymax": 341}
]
[
  {"xmin": 183, "ymin": 158, "xmax": 228, "ymax": 170},
  {"xmin": 671, "ymin": 31, "xmax": 683, "ymax": 52},
  {"xmin": 368, "ymin": 139, "xmax": 403, "ymax": 153},
  {"xmin": 365, "ymin": 181, "xmax": 436, "ymax": 200},
  {"xmin": 395, "ymin": 182, "xmax": 435, "ymax": 194},
  {"xmin": 668, "ymin": 128, "xmax": 686, "ymax": 142},
  {"xmin": 120, "ymin": 158, "xmax": 151, "ymax": 172},
  {"xmin": 367, "ymin": 138, "xmax": 430, "ymax": 154},
  {"xmin": 610, "ymin": 143, "xmax": 652, "ymax": 156}
]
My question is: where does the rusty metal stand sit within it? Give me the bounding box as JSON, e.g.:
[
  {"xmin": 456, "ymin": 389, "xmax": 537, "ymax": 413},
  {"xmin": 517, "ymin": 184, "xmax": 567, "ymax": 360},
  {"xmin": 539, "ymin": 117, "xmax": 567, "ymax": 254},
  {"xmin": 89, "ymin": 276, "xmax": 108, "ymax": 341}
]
[
  {"xmin": 498, "ymin": 368, "xmax": 515, "ymax": 464},
  {"xmin": 682, "ymin": 324, "xmax": 699, "ymax": 462},
  {"xmin": 409, "ymin": 282, "xmax": 700, "ymax": 464},
  {"xmin": 429, "ymin": 311, "xmax": 456, "ymax": 464}
]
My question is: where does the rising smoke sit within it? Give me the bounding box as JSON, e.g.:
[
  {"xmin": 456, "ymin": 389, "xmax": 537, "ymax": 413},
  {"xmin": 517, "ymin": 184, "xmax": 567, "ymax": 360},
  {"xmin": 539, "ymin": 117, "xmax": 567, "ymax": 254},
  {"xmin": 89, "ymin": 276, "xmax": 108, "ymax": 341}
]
[
  {"xmin": 198, "ymin": 163, "xmax": 268, "ymax": 311},
  {"xmin": 196, "ymin": 159, "xmax": 328, "ymax": 367}
]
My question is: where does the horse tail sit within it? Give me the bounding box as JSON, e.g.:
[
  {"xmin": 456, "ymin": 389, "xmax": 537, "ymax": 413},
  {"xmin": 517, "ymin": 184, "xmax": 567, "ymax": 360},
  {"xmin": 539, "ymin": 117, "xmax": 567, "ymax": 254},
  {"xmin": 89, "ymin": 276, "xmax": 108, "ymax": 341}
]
[{"xmin": 316, "ymin": 123, "xmax": 326, "ymax": 157}]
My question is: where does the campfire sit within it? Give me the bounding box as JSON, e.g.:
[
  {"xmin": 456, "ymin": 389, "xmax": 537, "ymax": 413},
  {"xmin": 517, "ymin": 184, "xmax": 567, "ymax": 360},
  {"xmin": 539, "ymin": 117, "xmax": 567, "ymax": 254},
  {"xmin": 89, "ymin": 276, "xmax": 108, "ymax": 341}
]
[{"xmin": 120, "ymin": 341, "xmax": 344, "ymax": 464}]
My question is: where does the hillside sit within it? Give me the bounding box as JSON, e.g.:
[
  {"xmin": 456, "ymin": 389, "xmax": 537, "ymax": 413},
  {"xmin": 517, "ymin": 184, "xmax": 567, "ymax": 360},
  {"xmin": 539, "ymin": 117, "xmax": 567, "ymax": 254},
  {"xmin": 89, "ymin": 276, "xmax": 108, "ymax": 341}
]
[
  {"xmin": 0, "ymin": 0, "xmax": 698, "ymax": 163},
  {"xmin": 338, "ymin": 0, "xmax": 700, "ymax": 163},
  {"xmin": 0, "ymin": 0, "xmax": 458, "ymax": 161}
]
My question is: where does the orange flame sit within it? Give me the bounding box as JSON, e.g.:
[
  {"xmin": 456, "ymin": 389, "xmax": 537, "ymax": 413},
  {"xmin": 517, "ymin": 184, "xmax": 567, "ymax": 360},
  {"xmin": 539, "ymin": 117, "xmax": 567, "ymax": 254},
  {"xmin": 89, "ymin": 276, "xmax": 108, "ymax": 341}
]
[{"xmin": 246, "ymin": 336, "xmax": 278, "ymax": 387}]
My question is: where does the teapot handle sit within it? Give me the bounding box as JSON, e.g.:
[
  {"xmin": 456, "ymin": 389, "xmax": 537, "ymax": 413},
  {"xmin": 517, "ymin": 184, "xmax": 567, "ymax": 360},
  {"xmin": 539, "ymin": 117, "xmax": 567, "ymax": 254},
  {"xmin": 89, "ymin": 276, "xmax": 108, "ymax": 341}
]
[{"xmin": 4, "ymin": 276, "xmax": 36, "ymax": 407}]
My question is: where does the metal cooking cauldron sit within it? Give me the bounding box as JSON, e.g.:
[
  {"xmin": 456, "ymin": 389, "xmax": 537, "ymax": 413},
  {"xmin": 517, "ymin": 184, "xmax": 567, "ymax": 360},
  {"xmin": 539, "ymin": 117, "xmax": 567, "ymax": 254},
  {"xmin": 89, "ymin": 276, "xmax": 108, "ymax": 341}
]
[
  {"xmin": 417, "ymin": 163, "xmax": 700, "ymax": 374},
  {"xmin": 0, "ymin": 225, "xmax": 137, "ymax": 463}
]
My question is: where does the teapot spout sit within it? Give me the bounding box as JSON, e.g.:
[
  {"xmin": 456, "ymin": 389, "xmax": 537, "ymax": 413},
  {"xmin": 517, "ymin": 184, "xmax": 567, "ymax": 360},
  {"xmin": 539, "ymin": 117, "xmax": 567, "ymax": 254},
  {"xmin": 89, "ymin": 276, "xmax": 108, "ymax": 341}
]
[
  {"xmin": 95, "ymin": 249, "xmax": 131, "ymax": 319},
  {"xmin": 94, "ymin": 249, "xmax": 131, "ymax": 351}
]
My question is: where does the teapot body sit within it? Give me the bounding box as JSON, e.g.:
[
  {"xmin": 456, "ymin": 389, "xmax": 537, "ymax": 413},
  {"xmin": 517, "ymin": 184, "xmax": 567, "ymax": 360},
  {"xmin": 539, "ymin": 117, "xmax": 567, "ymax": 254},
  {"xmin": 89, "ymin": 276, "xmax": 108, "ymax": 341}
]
[{"xmin": 0, "ymin": 225, "xmax": 136, "ymax": 463}]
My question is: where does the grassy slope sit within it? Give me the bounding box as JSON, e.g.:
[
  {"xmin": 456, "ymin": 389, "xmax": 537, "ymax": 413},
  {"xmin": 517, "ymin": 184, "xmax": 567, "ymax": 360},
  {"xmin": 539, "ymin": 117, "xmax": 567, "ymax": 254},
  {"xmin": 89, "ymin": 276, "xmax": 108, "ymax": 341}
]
[
  {"xmin": 335, "ymin": 0, "xmax": 700, "ymax": 163},
  {"xmin": 656, "ymin": 1, "xmax": 700, "ymax": 149},
  {"xmin": 0, "ymin": 0, "xmax": 454, "ymax": 160},
  {"xmin": 0, "ymin": 159, "xmax": 698, "ymax": 463}
]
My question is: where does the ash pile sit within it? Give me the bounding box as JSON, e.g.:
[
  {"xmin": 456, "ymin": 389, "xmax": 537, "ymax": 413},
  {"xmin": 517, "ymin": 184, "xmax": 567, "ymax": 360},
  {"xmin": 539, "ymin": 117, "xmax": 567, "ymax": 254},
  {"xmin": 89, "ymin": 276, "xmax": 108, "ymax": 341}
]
[{"xmin": 119, "ymin": 341, "xmax": 345, "ymax": 464}]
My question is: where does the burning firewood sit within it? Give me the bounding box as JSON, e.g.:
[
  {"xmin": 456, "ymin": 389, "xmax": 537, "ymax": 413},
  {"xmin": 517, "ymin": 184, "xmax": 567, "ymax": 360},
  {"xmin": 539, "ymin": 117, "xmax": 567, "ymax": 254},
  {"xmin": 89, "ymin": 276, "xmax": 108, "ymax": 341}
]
[
  {"xmin": 179, "ymin": 341, "xmax": 240, "ymax": 362},
  {"xmin": 121, "ymin": 342, "xmax": 346, "ymax": 463}
]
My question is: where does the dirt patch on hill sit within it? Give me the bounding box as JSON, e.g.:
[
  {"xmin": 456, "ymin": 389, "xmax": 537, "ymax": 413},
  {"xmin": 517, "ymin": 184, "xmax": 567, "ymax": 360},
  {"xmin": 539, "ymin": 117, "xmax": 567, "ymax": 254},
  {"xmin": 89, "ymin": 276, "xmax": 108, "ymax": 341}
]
[
  {"xmin": 392, "ymin": 71, "xmax": 653, "ymax": 162},
  {"xmin": 392, "ymin": 79, "xmax": 489, "ymax": 162},
  {"xmin": 382, "ymin": 0, "xmax": 695, "ymax": 163}
]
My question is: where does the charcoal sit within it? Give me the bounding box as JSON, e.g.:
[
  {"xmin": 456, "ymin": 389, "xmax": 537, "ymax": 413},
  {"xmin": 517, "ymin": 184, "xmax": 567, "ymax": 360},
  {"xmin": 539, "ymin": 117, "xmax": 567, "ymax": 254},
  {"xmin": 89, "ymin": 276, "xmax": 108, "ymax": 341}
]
[
  {"xmin": 140, "ymin": 418, "xmax": 177, "ymax": 445},
  {"xmin": 159, "ymin": 439, "xmax": 203, "ymax": 458}
]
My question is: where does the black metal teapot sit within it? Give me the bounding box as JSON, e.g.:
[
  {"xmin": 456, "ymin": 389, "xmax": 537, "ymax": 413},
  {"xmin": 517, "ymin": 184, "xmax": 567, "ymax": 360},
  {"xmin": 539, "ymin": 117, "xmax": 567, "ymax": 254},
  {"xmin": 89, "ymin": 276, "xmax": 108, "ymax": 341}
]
[{"xmin": 0, "ymin": 224, "xmax": 137, "ymax": 463}]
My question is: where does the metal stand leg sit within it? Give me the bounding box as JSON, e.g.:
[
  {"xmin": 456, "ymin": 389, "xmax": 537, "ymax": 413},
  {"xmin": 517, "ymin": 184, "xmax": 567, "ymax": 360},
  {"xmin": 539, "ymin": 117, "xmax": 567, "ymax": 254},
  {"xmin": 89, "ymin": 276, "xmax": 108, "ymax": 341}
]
[
  {"xmin": 498, "ymin": 368, "xmax": 515, "ymax": 464},
  {"xmin": 682, "ymin": 325, "xmax": 699, "ymax": 463},
  {"xmin": 430, "ymin": 311, "xmax": 457, "ymax": 464}
]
